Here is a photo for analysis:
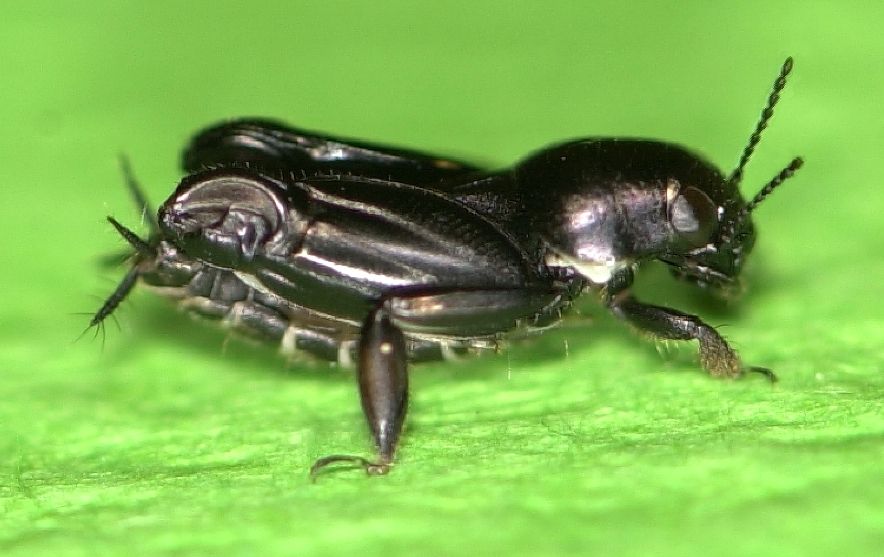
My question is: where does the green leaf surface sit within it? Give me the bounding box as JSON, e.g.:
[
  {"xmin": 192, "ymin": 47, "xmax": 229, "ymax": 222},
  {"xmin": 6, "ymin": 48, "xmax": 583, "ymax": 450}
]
[{"xmin": 1, "ymin": 2, "xmax": 881, "ymax": 556}]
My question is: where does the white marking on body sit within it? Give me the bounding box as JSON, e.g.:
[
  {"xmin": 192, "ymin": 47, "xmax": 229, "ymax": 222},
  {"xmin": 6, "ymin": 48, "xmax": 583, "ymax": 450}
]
[
  {"xmin": 234, "ymin": 271, "xmax": 278, "ymax": 299},
  {"xmin": 666, "ymin": 178, "xmax": 680, "ymax": 205},
  {"xmin": 223, "ymin": 302, "xmax": 248, "ymax": 328},
  {"xmin": 545, "ymin": 251, "xmax": 630, "ymax": 285},
  {"xmin": 379, "ymin": 342, "xmax": 392, "ymax": 355},
  {"xmin": 574, "ymin": 256, "xmax": 628, "ymax": 284},
  {"xmin": 440, "ymin": 342, "xmax": 462, "ymax": 362},
  {"xmin": 280, "ymin": 325, "xmax": 299, "ymax": 356},
  {"xmin": 178, "ymin": 296, "xmax": 216, "ymax": 312},
  {"xmin": 144, "ymin": 285, "xmax": 190, "ymax": 299},
  {"xmin": 522, "ymin": 320, "xmax": 562, "ymax": 334},
  {"xmin": 337, "ymin": 340, "xmax": 356, "ymax": 368},
  {"xmin": 298, "ymin": 251, "xmax": 414, "ymax": 287}
]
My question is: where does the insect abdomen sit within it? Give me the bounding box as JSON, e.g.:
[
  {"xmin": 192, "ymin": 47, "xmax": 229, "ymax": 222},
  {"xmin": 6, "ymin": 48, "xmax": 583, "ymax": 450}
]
[{"xmin": 153, "ymin": 266, "xmax": 471, "ymax": 365}]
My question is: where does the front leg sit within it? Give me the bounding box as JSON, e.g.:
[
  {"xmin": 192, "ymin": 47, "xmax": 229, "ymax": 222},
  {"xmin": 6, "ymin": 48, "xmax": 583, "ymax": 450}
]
[
  {"xmin": 311, "ymin": 308, "xmax": 408, "ymax": 478},
  {"xmin": 605, "ymin": 272, "xmax": 775, "ymax": 381}
]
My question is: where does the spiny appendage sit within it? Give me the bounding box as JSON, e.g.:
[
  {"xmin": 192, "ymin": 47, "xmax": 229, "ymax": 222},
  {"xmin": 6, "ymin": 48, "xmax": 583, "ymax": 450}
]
[
  {"xmin": 118, "ymin": 153, "xmax": 159, "ymax": 235},
  {"xmin": 85, "ymin": 206, "xmax": 155, "ymax": 342},
  {"xmin": 696, "ymin": 324, "xmax": 742, "ymax": 378},
  {"xmin": 80, "ymin": 265, "xmax": 140, "ymax": 344}
]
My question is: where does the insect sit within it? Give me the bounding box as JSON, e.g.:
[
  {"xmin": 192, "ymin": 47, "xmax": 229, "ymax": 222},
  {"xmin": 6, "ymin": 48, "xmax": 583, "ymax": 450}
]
[{"xmin": 91, "ymin": 58, "xmax": 802, "ymax": 477}]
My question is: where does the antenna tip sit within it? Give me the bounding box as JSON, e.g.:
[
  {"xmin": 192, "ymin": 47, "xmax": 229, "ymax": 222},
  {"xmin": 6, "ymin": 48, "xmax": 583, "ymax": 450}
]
[
  {"xmin": 106, "ymin": 215, "xmax": 125, "ymax": 228},
  {"xmin": 782, "ymin": 57, "xmax": 794, "ymax": 74}
]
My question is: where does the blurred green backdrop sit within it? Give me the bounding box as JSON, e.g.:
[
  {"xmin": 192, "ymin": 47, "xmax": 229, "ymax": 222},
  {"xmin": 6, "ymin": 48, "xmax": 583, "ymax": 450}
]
[{"xmin": 1, "ymin": 2, "xmax": 881, "ymax": 556}]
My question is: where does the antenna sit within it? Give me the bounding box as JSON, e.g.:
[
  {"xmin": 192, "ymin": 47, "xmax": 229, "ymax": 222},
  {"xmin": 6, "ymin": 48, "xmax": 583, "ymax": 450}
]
[
  {"xmin": 728, "ymin": 57, "xmax": 794, "ymax": 186},
  {"xmin": 119, "ymin": 154, "xmax": 159, "ymax": 235},
  {"xmin": 83, "ymin": 157, "xmax": 157, "ymax": 337},
  {"xmin": 107, "ymin": 216, "xmax": 155, "ymax": 258},
  {"xmin": 86, "ymin": 265, "xmax": 139, "ymax": 331},
  {"xmin": 728, "ymin": 156, "xmax": 803, "ymax": 238},
  {"xmin": 732, "ymin": 157, "xmax": 804, "ymax": 229},
  {"xmin": 743, "ymin": 157, "xmax": 803, "ymax": 215}
]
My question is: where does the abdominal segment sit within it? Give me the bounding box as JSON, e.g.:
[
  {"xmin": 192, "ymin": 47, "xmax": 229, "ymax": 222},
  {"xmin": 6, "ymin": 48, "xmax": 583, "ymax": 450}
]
[{"xmin": 146, "ymin": 266, "xmax": 484, "ymax": 366}]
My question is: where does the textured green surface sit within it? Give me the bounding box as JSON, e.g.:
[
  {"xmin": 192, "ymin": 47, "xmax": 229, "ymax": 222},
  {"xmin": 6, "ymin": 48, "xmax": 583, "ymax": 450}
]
[{"xmin": 1, "ymin": 2, "xmax": 882, "ymax": 556}]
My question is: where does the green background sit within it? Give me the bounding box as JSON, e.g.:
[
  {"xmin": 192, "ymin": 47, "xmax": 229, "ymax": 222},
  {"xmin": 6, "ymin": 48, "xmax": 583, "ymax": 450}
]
[{"xmin": 1, "ymin": 2, "xmax": 881, "ymax": 555}]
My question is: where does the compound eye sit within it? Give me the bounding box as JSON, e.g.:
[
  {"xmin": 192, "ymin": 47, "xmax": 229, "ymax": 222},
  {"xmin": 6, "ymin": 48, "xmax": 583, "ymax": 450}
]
[{"xmin": 670, "ymin": 186, "xmax": 717, "ymax": 247}]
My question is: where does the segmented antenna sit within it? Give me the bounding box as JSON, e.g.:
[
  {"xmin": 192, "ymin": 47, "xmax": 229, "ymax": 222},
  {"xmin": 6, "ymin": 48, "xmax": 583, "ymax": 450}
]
[
  {"xmin": 82, "ymin": 157, "xmax": 156, "ymax": 340},
  {"xmin": 728, "ymin": 156, "xmax": 803, "ymax": 238},
  {"xmin": 82, "ymin": 217, "xmax": 152, "ymax": 334},
  {"xmin": 119, "ymin": 154, "xmax": 159, "ymax": 235},
  {"xmin": 729, "ymin": 57, "xmax": 794, "ymax": 186},
  {"xmin": 84, "ymin": 265, "xmax": 139, "ymax": 332},
  {"xmin": 107, "ymin": 216, "xmax": 155, "ymax": 257},
  {"xmin": 743, "ymin": 157, "xmax": 803, "ymax": 215}
]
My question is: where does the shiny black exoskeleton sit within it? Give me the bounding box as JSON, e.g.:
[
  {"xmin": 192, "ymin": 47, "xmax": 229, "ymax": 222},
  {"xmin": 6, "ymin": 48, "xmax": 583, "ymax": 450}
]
[{"xmin": 92, "ymin": 58, "xmax": 802, "ymax": 477}]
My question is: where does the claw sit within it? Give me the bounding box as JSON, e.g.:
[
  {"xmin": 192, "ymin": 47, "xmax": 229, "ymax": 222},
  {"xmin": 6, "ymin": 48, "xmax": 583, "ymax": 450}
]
[
  {"xmin": 746, "ymin": 365, "xmax": 778, "ymax": 383},
  {"xmin": 309, "ymin": 454, "xmax": 391, "ymax": 481}
]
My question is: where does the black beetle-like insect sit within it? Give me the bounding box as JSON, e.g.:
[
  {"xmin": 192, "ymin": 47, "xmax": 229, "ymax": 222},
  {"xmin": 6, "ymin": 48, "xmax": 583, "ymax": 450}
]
[{"xmin": 92, "ymin": 58, "xmax": 802, "ymax": 477}]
